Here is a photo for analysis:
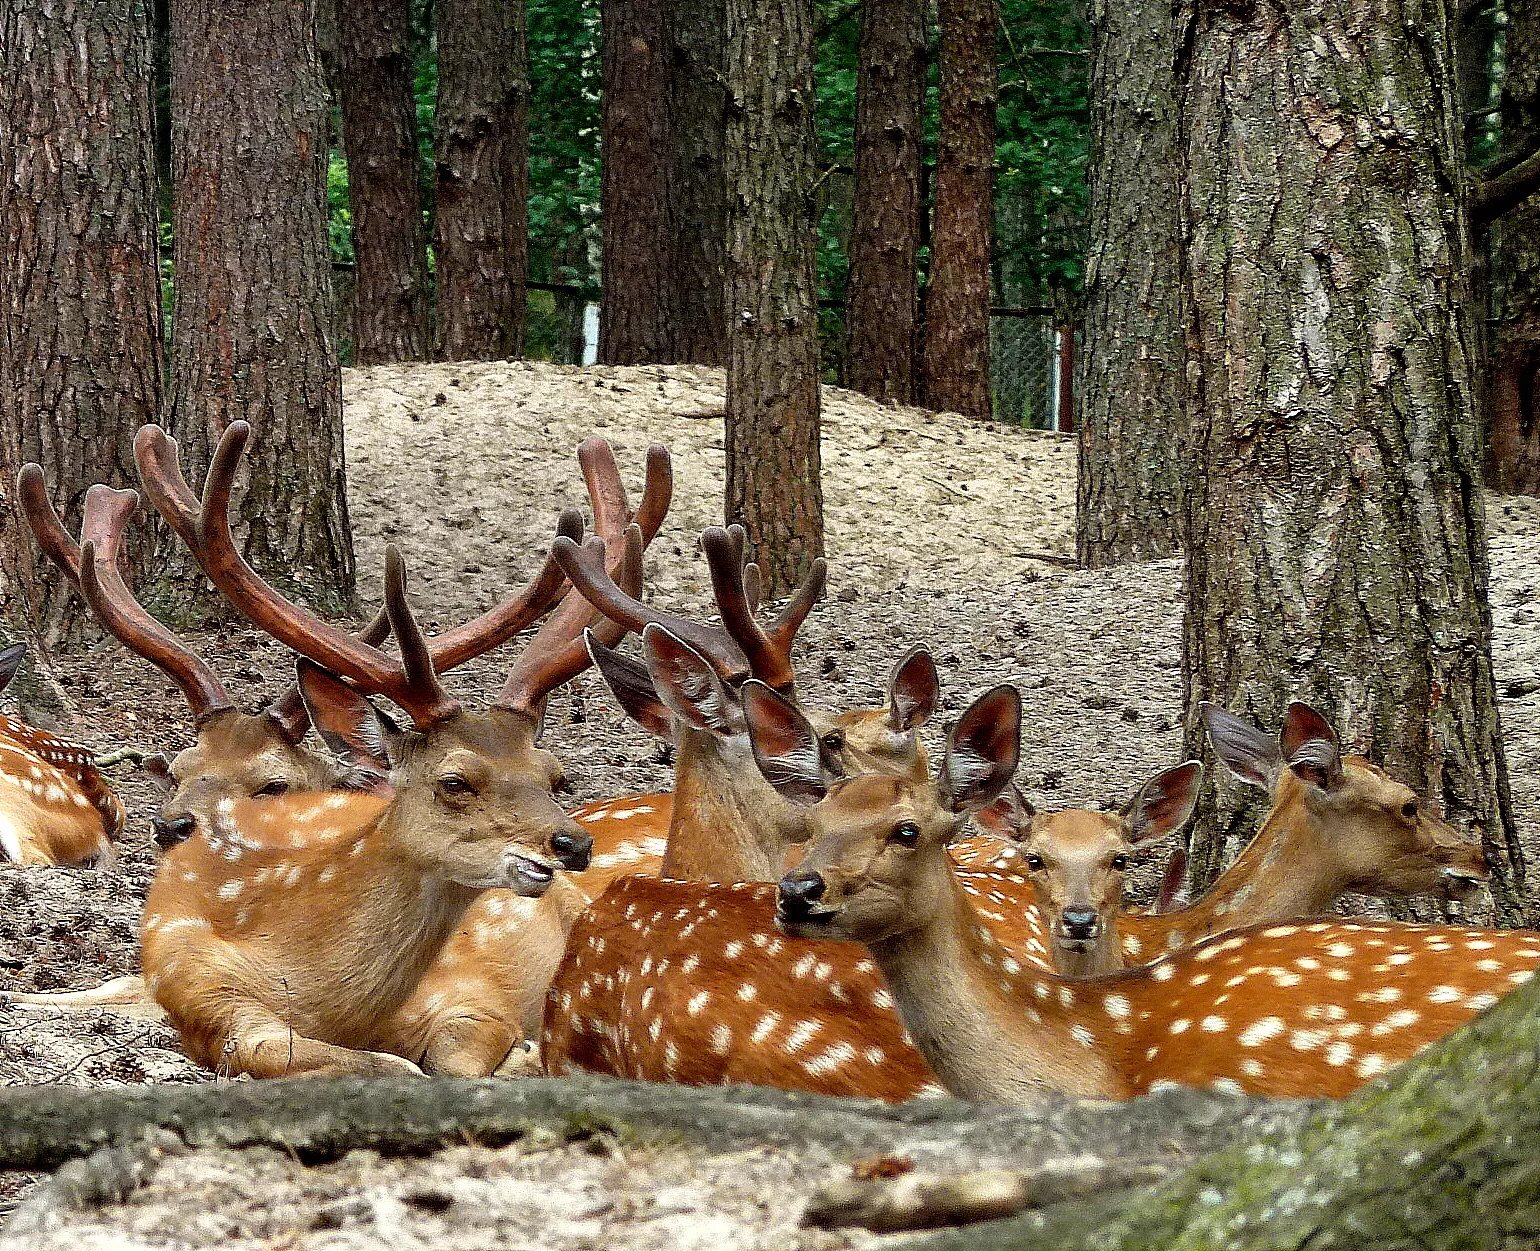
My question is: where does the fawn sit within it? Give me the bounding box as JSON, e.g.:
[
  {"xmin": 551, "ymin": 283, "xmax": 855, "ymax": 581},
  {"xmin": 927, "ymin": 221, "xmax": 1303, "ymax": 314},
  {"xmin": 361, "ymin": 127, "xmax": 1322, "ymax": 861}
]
[{"xmin": 765, "ymin": 681, "xmax": 1540, "ymax": 1102}]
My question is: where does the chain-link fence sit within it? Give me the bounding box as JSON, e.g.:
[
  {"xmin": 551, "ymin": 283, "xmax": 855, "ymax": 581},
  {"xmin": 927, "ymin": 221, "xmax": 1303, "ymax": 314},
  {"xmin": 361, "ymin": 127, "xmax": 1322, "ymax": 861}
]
[{"xmin": 991, "ymin": 311, "xmax": 1069, "ymax": 430}]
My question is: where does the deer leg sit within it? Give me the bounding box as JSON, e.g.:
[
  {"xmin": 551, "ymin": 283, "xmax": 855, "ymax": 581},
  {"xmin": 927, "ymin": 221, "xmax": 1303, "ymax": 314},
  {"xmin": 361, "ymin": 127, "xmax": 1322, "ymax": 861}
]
[
  {"xmin": 418, "ymin": 1005, "xmax": 521, "ymax": 1077},
  {"xmin": 218, "ymin": 1005, "xmax": 425, "ymax": 1079}
]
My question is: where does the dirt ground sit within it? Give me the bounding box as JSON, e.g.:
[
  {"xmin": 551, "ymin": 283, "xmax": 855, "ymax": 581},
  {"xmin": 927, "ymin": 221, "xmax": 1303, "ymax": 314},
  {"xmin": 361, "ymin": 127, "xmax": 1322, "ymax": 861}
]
[{"xmin": 3, "ymin": 361, "xmax": 1540, "ymax": 1243}]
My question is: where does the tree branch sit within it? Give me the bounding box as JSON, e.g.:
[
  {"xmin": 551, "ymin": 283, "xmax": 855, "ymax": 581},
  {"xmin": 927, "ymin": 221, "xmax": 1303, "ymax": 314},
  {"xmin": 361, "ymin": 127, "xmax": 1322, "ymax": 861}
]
[{"xmin": 1474, "ymin": 145, "xmax": 1540, "ymax": 225}]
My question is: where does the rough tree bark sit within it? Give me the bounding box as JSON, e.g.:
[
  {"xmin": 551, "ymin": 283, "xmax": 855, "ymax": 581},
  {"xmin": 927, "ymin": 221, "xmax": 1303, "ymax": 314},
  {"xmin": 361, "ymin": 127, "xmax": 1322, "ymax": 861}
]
[
  {"xmin": 0, "ymin": 0, "xmax": 164, "ymax": 647},
  {"xmin": 1073, "ymin": 0, "xmax": 1184, "ymax": 567},
  {"xmin": 667, "ymin": 0, "xmax": 727, "ymax": 366},
  {"xmin": 844, "ymin": 0, "xmax": 925, "ymax": 406},
  {"xmin": 723, "ymin": 0, "xmax": 825, "ymax": 594},
  {"xmin": 164, "ymin": 0, "xmax": 355, "ymax": 621},
  {"xmin": 1484, "ymin": 0, "xmax": 1540, "ymax": 493},
  {"xmin": 1173, "ymin": 0, "xmax": 1529, "ymax": 924},
  {"xmin": 434, "ymin": 0, "xmax": 528, "ymax": 361},
  {"xmin": 919, "ymin": 0, "xmax": 997, "ymax": 420},
  {"xmin": 337, "ymin": 0, "xmax": 431, "ymax": 364},
  {"xmin": 599, "ymin": 0, "xmax": 673, "ymax": 364}
]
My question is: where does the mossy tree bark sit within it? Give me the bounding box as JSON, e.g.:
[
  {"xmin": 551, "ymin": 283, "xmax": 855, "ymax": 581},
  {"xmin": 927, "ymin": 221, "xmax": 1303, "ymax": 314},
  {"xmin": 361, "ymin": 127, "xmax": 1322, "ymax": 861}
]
[
  {"xmin": 723, "ymin": 0, "xmax": 824, "ymax": 595},
  {"xmin": 845, "ymin": 0, "xmax": 925, "ymax": 406},
  {"xmin": 919, "ymin": 0, "xmax": 997, "ymax": 420},
  {"xmin": 1073, "ymin": 0, "xmax": 1183, "ymax": 568},
  {"xmin": 1173, "ymin": 0, "xmax": 1528, "ymax": 924},
  {"xmin": 434, "ymin": 0, "xmax": 528, "ymax": 361},
  {"xmin": 162, "ymin": 0, "xmax": 355, "ymax": 623},
  {"xmin": 598, "ymin": 0, "xmax": 674, "ymax": 365},
  {"xmin": 0, "ymin": 0, "xmax": 163, "ymax": 648},
  {"xmin": 337, "ymin": 0, "xmax": 431, "ymax": 364}
]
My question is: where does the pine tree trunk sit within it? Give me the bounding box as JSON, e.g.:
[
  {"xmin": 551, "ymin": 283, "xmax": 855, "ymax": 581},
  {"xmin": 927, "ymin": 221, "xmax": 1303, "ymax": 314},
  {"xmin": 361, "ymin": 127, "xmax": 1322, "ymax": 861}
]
[
  {"xmin": 1485, "ymin": 0, "xmax": 1540, "ymax": 494},
  {"xmin": 667, "ymin": 0, "xmax": 727, "ymax": 366},
  {"xmin": 723, "ymin": 0, "xmax": 824, "ymax": 595},
  {"xmin": 0, "ymin": 0, "xmax": 164, "ymax": 648},
  {"xmin": 599, "ymin": 0, "xmax": 673, "ymax": 365},
  {"xmin": 434, "ymin": 0, "xmax": 528, "ymax": 361},
  {"xmin": 164, "ymin": 0, "xmax": 355, "ymax": 622},
  {"xmin": 845, "ymin": 0, "xmax": 924, "ymax": 406},
  {"xmin": 919, "ymin": 0, "xmax": 996, "ymax": 420},
  {"xmin": 1074, "ymin": 0, "xmax": 1183, "ymax": 567},
  {"xmin": 337, "ymin": 0, "xmax": 431, "ymax": 365},
  {"xmin": 1174, "ymin": 0, "xmax": 1529, "ymax": 924}
]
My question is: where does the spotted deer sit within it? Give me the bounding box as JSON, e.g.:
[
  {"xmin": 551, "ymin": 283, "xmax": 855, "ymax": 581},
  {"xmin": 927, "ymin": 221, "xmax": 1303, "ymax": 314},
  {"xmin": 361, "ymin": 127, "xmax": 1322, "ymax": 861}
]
[
  {"xmin": 969, "ymin": 702, "xmax": 1490, "ymax": 975},
  {"xmin": 764, "ymin": 681, "xmax": 1540, "ymax": 1102},
  {"xmin": 0, "ymin": 640, "xmax": 125, "ymax": 866}
]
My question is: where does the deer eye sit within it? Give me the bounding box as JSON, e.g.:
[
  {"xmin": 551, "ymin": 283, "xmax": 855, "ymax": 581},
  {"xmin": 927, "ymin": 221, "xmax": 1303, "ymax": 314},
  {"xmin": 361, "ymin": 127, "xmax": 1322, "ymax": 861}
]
[
  {"xmin": 821, "ymin": 730, "xmax": 846, "ymax": 753},
  {"xmin": 439, "ymin": 775, "xmax": 475, "ymax": 798},
  {"xmin": 1024, "ymin": 853, "xmax": 1046, "ymax": 871},
  {"xmin": 1401, "ymin": 799, "xmax": 1419, "ymax": 820},
  {"xmin": 1110, "ymin": 853, "xmax": 1129, "ymax": 871},
  {"xmin": 254, "ymin": 780, "xmax": 290, "ymax": 798},
  {"xmin": 889, "ymin": 821, "xmax": 921, "ymax": 848}
]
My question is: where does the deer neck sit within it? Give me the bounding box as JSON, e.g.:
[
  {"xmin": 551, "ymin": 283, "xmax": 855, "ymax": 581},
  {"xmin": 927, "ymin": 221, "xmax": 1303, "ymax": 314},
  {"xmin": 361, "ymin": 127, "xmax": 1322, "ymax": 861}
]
[
  {"xmin": 661, "ymin": 728, "xmax": 807, "ymax": 881},
  {"xmin": 865, "ymin": 870, "xmax": 1130, "ymax": 1102}
]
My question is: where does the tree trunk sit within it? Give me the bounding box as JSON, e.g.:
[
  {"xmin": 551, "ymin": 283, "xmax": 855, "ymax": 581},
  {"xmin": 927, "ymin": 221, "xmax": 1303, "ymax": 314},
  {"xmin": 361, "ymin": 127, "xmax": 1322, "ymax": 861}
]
[
  {"xmin": 1484, "ymin": 0, "xmax": 1540, "ymax": 494},
  {"xmin": 1073, "ymin": 0, "xmax": 1183, "ymax": 567},
  {"xmin": 434, "ymin": 0, "xmax": 528, "ymax": 361},
  {"xmin": 1174, "ymin": 0, "xmax": 1529, "ymax": 924},
  {"xmin": 723, "ymin": 0, "xmax": 824, "ymax": 595},
  {"xmin": 337, "ymin": 0, "xmax": 431, "ymax": 364},
  {"xmin": 0, "ymin": 0, "xmax": 164, "ymax": 647},
  {"xmin": 599, "ymin": 0, "xmax": 673, "ymax": 365},
  {"xmin": 844, "ymin": 0, "xmax": 925, "ymax": 405},
  {"xmin": 164, "ymin": 0, "xmax": 355, "ymax": 622},
  {"xmin": 667, "ymin": 0, "xmax": 727, "ymax": 366},
  {"xmin": 919, "ymin": 0, "xmax": 997, "ymax": 420}
]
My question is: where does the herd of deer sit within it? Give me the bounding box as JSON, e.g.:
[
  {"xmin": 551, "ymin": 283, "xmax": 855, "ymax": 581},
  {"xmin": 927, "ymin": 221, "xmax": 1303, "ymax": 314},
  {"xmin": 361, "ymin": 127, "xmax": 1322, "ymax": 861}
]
[{"xmin": 3, "ymin": 424, "xmax": 1533, "ymax": 1108}]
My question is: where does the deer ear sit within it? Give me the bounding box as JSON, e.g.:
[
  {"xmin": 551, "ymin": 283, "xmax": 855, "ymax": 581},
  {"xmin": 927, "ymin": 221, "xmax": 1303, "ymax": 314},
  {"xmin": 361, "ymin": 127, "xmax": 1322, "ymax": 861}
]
[
  {"xmin": 642, "ymin": 624, "xmax": 743, "ymax": 737},
  {"xmin": 742, "ymin": 679, "xmax": 830, "ymax": 807},
  {"xmin": 1122, "ymin": 761, "xmax": 1204, "ymax": 844},
  {"xmin": 1200, "ymin": 702, "xmax": 1279, "ymax": 789},
  {"xmin": 939, "ymin": 685, "xmax": 1021, "ymax": 814},
  {"xmin": 1154, "ymin": 843, "xmax": 1190, "ymax": 912},
  {"xmin": 296, "ymin": 660, "xmax": 395, "ymax": 778},
  {"xmin": 142, "ymin": 753, "xmax": 173, "ymax": 791},
  {"xmin": 587, "ymin": 629, "xmax": 672, "ymax": 738},
  {"xmin": 0, "ymin": 643, "xmax": 26, "ymax": 696},
  {"xmin": 1281, "ymin": 702, "xmax": 1342, "ymax": 791},
  {"xmin": 972, "ymin": 782, "xmax": 1036, "ymax": 841},
  {"xmin": 887, "ymin": 645, "xmax": 940, "ymax": 732}
]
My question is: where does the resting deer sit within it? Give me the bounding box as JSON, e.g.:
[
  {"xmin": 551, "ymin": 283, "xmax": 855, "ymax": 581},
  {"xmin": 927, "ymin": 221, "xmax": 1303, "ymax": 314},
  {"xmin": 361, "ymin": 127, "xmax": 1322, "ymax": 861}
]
[{"xmin": 765, "ymin": 681, "xmax": 1540, "ymax": 1102}]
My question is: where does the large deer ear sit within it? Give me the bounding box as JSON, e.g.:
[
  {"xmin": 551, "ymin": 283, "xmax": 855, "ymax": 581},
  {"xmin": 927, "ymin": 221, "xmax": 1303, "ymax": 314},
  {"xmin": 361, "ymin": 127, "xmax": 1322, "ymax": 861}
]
[
  {"xmin": 887, "ymin": 644, "xmax": 940, "ymax": 732},
  {"xmin": 742, "ymin": 679, "xmax": 831, "ymax": 807},
  {"xmin": 1200, "ymin": 702, "xmax": 1279, "ymax": 789},
  {"xmin": 296, "ymin": 660, "xmax": 396, "ymax": 779},
  {"xmin": 642, "ymin": 624, "xmax": 743, "ymax": 737},
  {"xmin": 1281, "ymin": 702, "xmax": 1343, "ymax": 792},
  {"xmin": 0, "ymin": 643, "xmax": 26, "ymax": 696},
  {"xmin": 972, "ymin": 781, "xmax": 1036, "ymax": 842},
  {"xmin": 587, "ymin": 629, "xmax": 672, "ymax": 738},
  {"xmin": 938, "ymin": 685, "xmax": 1021, "ymax": 814},
  {"xmin": 1122, "ymin": 761, "xmax": 1204, "ymax": 844}
]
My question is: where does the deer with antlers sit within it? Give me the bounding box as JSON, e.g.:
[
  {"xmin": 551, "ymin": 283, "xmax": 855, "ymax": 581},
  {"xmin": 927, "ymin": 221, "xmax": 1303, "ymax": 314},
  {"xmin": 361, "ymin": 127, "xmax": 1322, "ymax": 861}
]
[
  {"xmin": 763, "ymin": 680, "xmax": 1540, "ymax": 1102},
  {"xmin": 0, "ymin": 640, "xmax": 125, "ymax": 866}
]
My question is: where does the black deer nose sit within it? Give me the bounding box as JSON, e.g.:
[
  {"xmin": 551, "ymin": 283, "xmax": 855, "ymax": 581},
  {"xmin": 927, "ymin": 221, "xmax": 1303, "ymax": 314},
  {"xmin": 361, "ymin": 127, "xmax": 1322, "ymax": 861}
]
[
  {"xmin": 150, "ymin": 814, "xmax": 195, "ymax": 850},
  {"xmin": 1061, "ymin": 907, "xmax": 1098, "ymax": 940},
  {"xmin": 778, "ymin": 869, "xmax": 827, "ymax": 918},
  {"xmin": 552, "ymin": 828, "xmax": 593, "ymax": 871}
]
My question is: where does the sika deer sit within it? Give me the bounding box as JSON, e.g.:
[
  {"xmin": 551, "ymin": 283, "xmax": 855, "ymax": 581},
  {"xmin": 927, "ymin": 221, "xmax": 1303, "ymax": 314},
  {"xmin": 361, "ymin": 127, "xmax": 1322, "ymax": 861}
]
[{"xmin": 764, "ymin": 682, "xmax": 1540, "ymax": 1102}]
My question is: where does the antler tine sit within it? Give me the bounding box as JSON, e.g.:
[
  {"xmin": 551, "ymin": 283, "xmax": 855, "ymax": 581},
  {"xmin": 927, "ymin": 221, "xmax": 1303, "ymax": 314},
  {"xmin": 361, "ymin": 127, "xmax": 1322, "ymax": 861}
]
[
  {"xmin": 17, "ymin": 464, "xmax": 83, "ymax": 586},
  {"xmin": 634, "ymin": 443, "xmax": 673, "ymax": 545},
  {"xmin": 130, "ymin": 424, "xmax": 201, "ymax": 550},
  {"xmin": 498, "ymin": 525, "xmax": 645, "ymax": 714},
  {"xmin": 763, "ymin": 556, "xmax": 827, "ymax": 663},
  {"xmin": 136, "ymin": 420, "xmax": 406, "ymax": 698},
  {"xmin": 552, "ymin": 533, "xmax": 750, "ymax": 681},
  {"xmin": 700, "ymin": 526, "xmax": 817, "ymax": 693},
  {"xmin": 383, "ymin": 545, "xmax": 461, "ymax": 722},
  {"xmin": 742, "ymin": 562, "xmax": 763, "ymax": 615}
]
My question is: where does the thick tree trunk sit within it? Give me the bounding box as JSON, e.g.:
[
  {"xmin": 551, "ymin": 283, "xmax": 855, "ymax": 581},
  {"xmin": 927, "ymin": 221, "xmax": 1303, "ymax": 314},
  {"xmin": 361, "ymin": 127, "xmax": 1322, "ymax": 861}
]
[
  {"xmin": 0, "ymin": 0, "xmax": 163, "ymax": 648},
  {"xmin": 434, "ymin": 0, "xmax": 528, "ymax": 361},
  {"xmin": 164, "ymin": 0, "xmax": 355, "ymax": 622},
  {"xmin": 1073, "ymin": 0, "xmax": 1183, "ymax": 567},
  {"xmin": 667, "ymin": 0, "xmax": 727, "ymax": 366},
  {"xmin": 1173, "ymin": 0, "xmax": 1528, "ymax": 924},
  {"xmin": 599, "ymin": 0, "xmax": 674, "ymax": 364},
  {"xmin": 1485, "ymin": 0, "xmax": 1540, "ymax": 494},
  {"xmin": 723, "ymin": 0, "xmax": 824, "ymax": 595},
  {"xmin": 844, "ymin": 0, "xmax": 925, "ymax": 406},
  {"xmin": 919, "ymin": 0, "xmax": 997, "ymax": 420},
  {"xmin": 337, "ymin": 0, "xmax": 431, "ymax": 364}
]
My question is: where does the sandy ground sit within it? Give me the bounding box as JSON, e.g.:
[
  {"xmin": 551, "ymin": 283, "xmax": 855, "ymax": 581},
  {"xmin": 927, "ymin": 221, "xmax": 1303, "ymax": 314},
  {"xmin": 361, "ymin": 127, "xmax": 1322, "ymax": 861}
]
[{"xmin": 2, "ymin": 360, "xmax": 1540, "ymax": 1241}]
